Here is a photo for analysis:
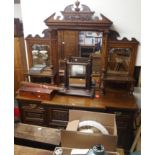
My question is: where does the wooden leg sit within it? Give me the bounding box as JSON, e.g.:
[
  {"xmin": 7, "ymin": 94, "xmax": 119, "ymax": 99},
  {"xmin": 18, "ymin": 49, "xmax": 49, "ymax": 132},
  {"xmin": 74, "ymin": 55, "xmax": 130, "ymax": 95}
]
[{"xmin": 102, "ymin": 80, "xmax": 106, "ymax": 95}]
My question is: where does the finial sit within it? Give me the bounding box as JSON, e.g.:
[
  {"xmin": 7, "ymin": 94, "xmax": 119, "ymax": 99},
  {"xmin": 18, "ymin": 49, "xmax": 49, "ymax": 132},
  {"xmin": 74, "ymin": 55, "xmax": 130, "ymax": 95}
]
[{"xmin": 75, "ymin": 0, "xmax": 80, "ymax": 11}]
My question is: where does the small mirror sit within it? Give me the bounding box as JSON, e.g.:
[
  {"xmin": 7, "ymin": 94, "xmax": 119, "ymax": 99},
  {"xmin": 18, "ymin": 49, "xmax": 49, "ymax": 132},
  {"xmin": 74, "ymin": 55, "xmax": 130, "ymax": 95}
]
[
  {"xmin": 68, "ymin": 64, "xmax": 87, "ymax": 88},
  {"xmin": 31, "ymin": 44, "xmax": 49, "ymax": 67},
  {"xmin": 107, "ymin": 48, "xmax": 131, "ymax": 74},
  {"xmin": 69, "ymin": 64, "xmax": 86, "ymax": 77}
]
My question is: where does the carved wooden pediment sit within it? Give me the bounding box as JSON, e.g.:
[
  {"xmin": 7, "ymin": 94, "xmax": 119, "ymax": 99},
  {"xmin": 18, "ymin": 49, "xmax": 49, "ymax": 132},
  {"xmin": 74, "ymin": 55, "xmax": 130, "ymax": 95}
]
[
  {"xmin": 26, "ymin": 29, "xmax": 50, "ymax": 41},
  {"xmin": 44, "ymin": 0, "xmax": 112, "ymax": 30}
]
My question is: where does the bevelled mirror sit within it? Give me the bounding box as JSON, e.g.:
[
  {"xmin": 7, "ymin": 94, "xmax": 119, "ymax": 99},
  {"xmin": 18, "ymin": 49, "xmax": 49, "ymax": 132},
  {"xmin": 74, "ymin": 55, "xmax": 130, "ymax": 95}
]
[
  {"xmin": 107, "ymin": 48, "xmax": 131, "ymax": 75},
  {"xmin": 31, "ymin": 44, "xmax": 49, "ymax": 67}
]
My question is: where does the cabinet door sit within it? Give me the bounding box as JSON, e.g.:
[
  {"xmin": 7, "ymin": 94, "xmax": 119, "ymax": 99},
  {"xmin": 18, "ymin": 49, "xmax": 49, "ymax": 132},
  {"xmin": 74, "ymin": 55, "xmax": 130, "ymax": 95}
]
[
  {"xmin": 106, "ymin": 109, "xmax": 135, "ymax": 150},
  {"xmin": 58, "ymin": 31, "xmax": 79, "ymax": 59},
  {"xmin": 48, "ymin": 107, "xmax": 69, "ymax": 129}
]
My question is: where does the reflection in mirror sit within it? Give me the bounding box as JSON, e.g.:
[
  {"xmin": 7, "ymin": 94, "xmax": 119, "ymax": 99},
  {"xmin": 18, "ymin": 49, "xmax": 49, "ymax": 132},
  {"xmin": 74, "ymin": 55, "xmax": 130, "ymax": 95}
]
[
  {"xmin": 107, "ymin": 48, "xmax": 131, "ymax": 74},
  {"xmin": 69, "ymin": 65, "xmax": 86, "ymax": 77},
  {"xmin": 79, "ymin": 31, "xmax": 103, "ymax": 57},
  {"xmin": 32, "ymin": 44, "xmax": 49, "ymax": 67},
  {"xmin": 68, "ymin": 64, "xmax": 86, "ymax": 88}
]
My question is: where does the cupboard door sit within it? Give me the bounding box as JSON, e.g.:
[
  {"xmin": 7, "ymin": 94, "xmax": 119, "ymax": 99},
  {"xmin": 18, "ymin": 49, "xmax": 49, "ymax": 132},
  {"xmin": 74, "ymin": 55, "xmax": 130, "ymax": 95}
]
[
  {"xmin": 58, "ymin": 31, "xmax": 79, "ymax": 59},
  {"xmin": 19, "ymin": 101, "xmax": 47, "ymax": 126},
  {"xmin": 106, "ymin": 109, "xmax": 135, "ymax": 150}
]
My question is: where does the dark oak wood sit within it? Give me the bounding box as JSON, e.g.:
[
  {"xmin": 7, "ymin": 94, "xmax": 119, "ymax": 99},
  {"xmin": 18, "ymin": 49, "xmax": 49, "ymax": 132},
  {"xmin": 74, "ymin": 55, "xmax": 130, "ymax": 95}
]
[
  {"xmin": 14, "ymin": 19, "xmax": 27, "ymax": 95},
  {"xmin": 102, "ymin": 37, "xmax": 139, "ymax": 94},
  {"xmin": 16, "ymin": 91, "xmax": 140, "ymax": 150},
  {"xmin": 16, "ymin": 0, "xmax": 140, "ymax": 152},
  {"xmin": 18, "ymin": 82, "xmax": 56, "ymax": 100},
  {"xmin": 25, "ymin": 66, "xmax": 56, "ymax": 84},
  {"xmin": 59, "ymin": 56, "xmax": 95, "ymax": 98},
  {"xmin": 24, "ymin": 1, "xmax": 139, "ymax": 90},
  {"xmin": 14, "ymin": 18, "xmax": 23, "ymax": 37},
  {"xmin": 26, "ymin": 31, "xmax": 51, "ymax": 69},
  {"xmin": 58, "ymin": 31, "xmax": 79, "ymax": 59},
  {"xmin": 25, "ymin": 1, "xmax": 114, "ymax": 85}
]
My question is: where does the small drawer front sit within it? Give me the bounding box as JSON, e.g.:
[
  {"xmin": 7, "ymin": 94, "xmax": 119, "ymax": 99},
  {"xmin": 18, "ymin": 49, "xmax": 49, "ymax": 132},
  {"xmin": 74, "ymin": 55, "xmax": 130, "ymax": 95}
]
[
  {"xmin": 20, "ymin": 91, "xmax": 51, "ymax": 100},
  {"xmin": 22, "ymin": 110, "xmax": 46, "ymax": 126},
  {"xmin": 25, "ymin": 111, "xmax": 44, "ymax": 119},
  {"xmin": 48, "ymin": 108, "xmax": 69, "ymax": 128},
  {"xmin": 50, "ymin": 109, "xmax": 69, "ymax": 121},
  {"xmin": 52, "ymin": 110, "xmax": 68, "ymax": 121},
  {"xmin": 21, "ymin": 104, "xmax": 46, "ymax": 125},
  {"xmin": 21, "ymin": 103, "xmax": 44, "ymax": 111}
]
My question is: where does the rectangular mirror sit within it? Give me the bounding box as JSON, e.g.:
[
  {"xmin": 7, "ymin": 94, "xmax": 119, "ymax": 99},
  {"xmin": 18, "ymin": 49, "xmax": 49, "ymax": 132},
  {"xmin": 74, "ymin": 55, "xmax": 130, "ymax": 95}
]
[
  {"xmin": 68, "ymin": 64, "xmax": 86, "ymax": 88},
  {"xmin": 32, "ymin": 44, "xmax": 49, "ymax": 67},
  {"xmin": 79, "ymin": 31, "xmax": 103, "ymax": 57},
  {"xmin": 107, "ymin": 48, "xmax": 131, "ymax": 75},
  {"xmin": 69, "ymin": 64, "xmax": 86, "ymax": 77}
]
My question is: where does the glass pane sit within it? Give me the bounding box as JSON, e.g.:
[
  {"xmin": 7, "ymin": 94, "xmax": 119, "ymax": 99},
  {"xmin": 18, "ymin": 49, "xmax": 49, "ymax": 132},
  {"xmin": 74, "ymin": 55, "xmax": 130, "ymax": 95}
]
[
  {"xmin": 107, "ymin": 48, "xmax": 131, "ymax": 74},
  {"xmin": 68, "ymin": 64, "xmax": 86, "ymax": 88},
  {"xmin": 32, "ymin": 44, "xmax": 49, "ymax": 67},
  {"xmin": 79, "ymin": 31, "xmax": 103, "ymax": 57},
  {"xmin": 69, "ymin": 64, "xmax": 86, "ymax": 77}
]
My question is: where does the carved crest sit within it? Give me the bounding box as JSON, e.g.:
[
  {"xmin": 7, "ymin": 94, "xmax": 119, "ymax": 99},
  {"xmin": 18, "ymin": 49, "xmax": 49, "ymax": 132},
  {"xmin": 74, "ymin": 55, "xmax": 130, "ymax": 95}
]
[{"xmin": 44, "ymin": 0, "xmax": 112, "ymax": 30}]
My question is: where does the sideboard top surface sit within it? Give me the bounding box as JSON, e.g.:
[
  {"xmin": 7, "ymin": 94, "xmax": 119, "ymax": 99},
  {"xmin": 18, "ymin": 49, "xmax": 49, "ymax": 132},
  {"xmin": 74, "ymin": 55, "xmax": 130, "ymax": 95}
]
[{"xmin": 16, "ymin": 91, "xmax": 139, "ymax": 111}]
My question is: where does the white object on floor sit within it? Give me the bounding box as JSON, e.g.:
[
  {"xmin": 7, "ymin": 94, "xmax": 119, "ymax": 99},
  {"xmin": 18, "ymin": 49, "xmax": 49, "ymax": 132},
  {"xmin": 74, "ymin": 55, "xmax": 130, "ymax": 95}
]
[
  {"xmin": 71, "ymin": 149, "xmax": 89, "ymax": 155},
  {"xmin": 78, "ymin": 120, "xmax": 109, "ymax": 135}
]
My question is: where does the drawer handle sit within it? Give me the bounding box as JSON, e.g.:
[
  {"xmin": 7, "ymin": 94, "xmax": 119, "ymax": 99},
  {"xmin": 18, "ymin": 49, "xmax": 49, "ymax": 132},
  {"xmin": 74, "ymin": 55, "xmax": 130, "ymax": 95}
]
[
  {"xmin": 37, "ymin": 95, "xmax": 41, "ymax": 98},
  {"xmin": 114, "ymin": 112, "xmax": 122, "ymax": 116}
]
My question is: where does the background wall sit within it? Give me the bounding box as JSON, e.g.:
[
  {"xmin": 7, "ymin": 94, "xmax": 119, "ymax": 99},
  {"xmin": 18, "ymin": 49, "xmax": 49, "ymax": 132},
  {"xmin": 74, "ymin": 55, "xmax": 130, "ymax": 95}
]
[
  {"xmin": 14, "ymin": 4, "xmax": 22, "ymax": 20},
  {"xmin": 15, "ymin": 0, "xmax": 141, "ymax": 65}
]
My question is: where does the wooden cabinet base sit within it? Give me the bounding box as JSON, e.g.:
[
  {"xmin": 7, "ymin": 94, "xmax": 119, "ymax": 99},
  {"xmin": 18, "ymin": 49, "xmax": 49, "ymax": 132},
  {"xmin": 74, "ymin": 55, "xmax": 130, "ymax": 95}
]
[{"xmin": 16, "ymin": 92, "xmax": 140, "ymax": 151}]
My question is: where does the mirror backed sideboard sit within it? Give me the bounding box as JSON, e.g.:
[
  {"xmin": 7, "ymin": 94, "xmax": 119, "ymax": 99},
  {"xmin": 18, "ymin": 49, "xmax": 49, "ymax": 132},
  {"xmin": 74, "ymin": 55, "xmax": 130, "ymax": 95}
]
[
  {"xmin": 25, "ymin": 1, "xmax": 139, "ymax": 94},
  {"xmin": 15, "ymin": 0, "xmax": 140, "ymax": 152}
]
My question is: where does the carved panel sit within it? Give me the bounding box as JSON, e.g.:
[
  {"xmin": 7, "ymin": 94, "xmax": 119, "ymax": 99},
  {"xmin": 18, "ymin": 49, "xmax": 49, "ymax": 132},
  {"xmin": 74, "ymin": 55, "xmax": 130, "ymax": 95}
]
[{"xmin": 44, "ymin": 1, "xmax": 112, "ymax": 30}]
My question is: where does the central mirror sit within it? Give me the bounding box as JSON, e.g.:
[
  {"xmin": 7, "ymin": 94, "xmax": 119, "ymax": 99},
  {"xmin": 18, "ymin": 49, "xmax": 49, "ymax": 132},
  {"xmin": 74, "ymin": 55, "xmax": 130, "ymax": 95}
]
[{"xmin": 79, "ymin": 31, "xmax": 103, "ymax": 57}]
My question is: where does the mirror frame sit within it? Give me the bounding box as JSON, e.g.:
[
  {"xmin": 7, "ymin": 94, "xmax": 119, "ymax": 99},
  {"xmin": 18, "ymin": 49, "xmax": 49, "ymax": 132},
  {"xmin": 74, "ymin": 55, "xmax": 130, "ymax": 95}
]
[
  {"xmin": 26, "ymin": 33, "xmax": 51, "ymax": 68},
  {"xmin": 106, "ymin": 38, "xmax": 139, "ymax": 77}
]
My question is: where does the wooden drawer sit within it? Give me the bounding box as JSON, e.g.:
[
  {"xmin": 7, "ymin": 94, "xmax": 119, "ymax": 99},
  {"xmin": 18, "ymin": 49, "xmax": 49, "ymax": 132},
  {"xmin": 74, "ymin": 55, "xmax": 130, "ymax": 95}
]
[
  {"xmin": 21, "ymin": 103, "xmax": 44, "ymax": 111},
  {"xmin": 21, "ymin": 103, "xmax": 46, "ymax": 126},
  {"xmin": 48, "ymin": 108, "xmax": 69, "ymax": 128}
]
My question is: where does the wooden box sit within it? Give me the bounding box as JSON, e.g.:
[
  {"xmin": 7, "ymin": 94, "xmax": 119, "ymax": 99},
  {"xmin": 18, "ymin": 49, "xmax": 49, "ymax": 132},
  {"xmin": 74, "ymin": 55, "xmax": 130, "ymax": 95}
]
[{"xmin": 18, "ymin": 82, "xmax": 55, "ymax": 100}]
